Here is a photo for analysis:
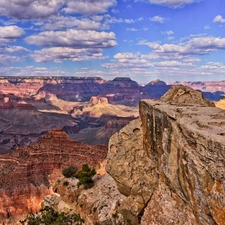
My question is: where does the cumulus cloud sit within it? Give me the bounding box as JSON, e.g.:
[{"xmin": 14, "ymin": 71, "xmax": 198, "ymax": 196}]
[
  {"xmin": 40, "ymin": 15, "xmax": 102, "ymax": 31},
  {"xmin": 0, "ymin": 0, "xmax": 117, "ymax": 20},
  {"xmin": 0, "ymin": 0, "xmax": 65, "ymax": 19},
  {"xmin": 25, "ymin": 30, "xmax": 117, "ymax": 48},
  {"xmin": 0, "ymin": 54, "xmax": 20, "ymax": 65},
  {"xmin": 102, "ymin": 52, "xmax": 153, "ymax": 69},
  {"xmin": 139, "ymin": 36, "xmax": 225, "ymax": 56},
  {"xmin": 0, "ymin": 26, "xmax": 25, "ymax": 43},
  {"xmin": 213, "ymin": 15, "xmax": 225, "ymax": 24},
  {"xmin": 138, "ymin": 40, "xmax": 160, "ymax": 49},
  {"xmin": 153, "ymin": 60, "xmax": 192, "ymax": 67},
  {"xmin": 200, "ymin": 62, "xmax": 225, "ymax": 74},
  {"xmin": 0, "ymin": 45, "xmax": 29, "ymax": 54},
  {"xmin": 150, "ymin": 16, "xmax": 166, "ymax": 23},
  {"xmin": 30, "ymin": 47, "xmax": 105, "ymax": 62},
  {"xmin": 147, "ymin": 0, "xmax": 200, "ymax": 8},
  {"xmin": 64, "ymin": 0, "xmax": 117, "ymax": 15}
]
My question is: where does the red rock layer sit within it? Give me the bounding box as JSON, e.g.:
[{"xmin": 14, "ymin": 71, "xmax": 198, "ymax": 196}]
[{"xmin": 0, "ymin": 128, "xmax": 107, "ymax": 222}]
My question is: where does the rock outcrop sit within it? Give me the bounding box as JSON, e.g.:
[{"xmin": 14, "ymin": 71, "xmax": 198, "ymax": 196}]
[
  {"xmin": 0, "ymin": 128, "xmax": 107, "ymax": 224},
  {"xmin": 161, "ymin": 85, "xmax": 215, "ymax": 106},
  {"xmin": 43, "ymin": 173, "xmax": 125, "ymax": 225},
  {"xmin": 106, "ymin": 87, "xmax": 225, "ymax": 224}
]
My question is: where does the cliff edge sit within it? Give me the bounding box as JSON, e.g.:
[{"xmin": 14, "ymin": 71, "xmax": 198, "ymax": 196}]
[{"xmin": 106, "ymin": 86, "xmax": 225, "ymax": 225}]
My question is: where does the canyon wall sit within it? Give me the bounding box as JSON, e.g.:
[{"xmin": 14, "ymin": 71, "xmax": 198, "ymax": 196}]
[
  {"xmin": 107, "ymin": 87, "xmax": 225, "ymax": 224},
  {"xmin": 0, "ymin": 128, "xmax": 107, "ymax": 224}
]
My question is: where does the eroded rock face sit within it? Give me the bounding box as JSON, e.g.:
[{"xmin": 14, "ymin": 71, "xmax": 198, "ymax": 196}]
[
  {"xmin": 43, "ymin": 173, "xmax": 125, "ymax": 225},
  {"xmin": 0, "ymin": 128, "xmax": 107, "ymax": 224},
  {"xmin": 107, "ymin": 99, "xmax": 225, "ymax": 224},
  {"xmin": 106, "ymin": 118, "xmax": 158, "ymax": 224},
  {"xmin": 139, "ymin": 100, "xmax": 225, "ymax": 224},
  {"xmin": 161, "ymin": 85, "xmax": 215, "ymax": 106}
]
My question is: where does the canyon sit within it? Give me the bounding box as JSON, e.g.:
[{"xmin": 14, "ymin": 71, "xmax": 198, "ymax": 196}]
[
  {"xmin": 37, "ymin": 86, "xmax": 225, "ymax": 225},
  {"xmin": 0, "ymin": 76, "xmax": 224, "ymax": 153},
  {"xmin": 0, "ymin": 76, "xmax": 225, "ymax": 224}
]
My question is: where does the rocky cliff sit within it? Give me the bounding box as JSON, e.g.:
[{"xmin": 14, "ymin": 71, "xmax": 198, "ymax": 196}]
[
  {"xmin": 0, "ymin": 128, "xmax": 107, "ymax": 224},
  {"xmin": 106, "ymin": 86, "xmax": 225, "ymax": 224}
]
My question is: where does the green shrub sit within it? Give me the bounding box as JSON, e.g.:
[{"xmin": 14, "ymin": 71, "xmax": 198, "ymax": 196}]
[
  {"xmin": 62, "ymin": 166, "xmax": 78, "ymax": 178},
  {"xmin": 74, "ymin": 164, "xmax": 96, "ymax": 189},
  {"xmin": 20, "ymin": 206, "xmax": 84, "ymax": 225}
]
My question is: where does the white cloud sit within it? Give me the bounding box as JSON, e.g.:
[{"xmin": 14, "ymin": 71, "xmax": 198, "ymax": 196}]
[
  {"xmin": 150, "ymin": 16, "xmax": 166, "ymax": 23},
  {"xmin": 0, "ymin": 26, "xmax": 25, "ymax": 43},
  {"xmin": 138, "ymin": 40, "xmax": 160, "ymax": 49},
  {"xmin": 30, "ymin": 47, "xmax": 105, "ymax": 62},
  {"xmin": 40, "ymin": 15, "xmax": 102, "ymax": 31},
  {"xmin": 213, "ymin": 15, "xmax": 225, "ymax": 24},
  {"xmin": 25, "ymin": 30, "xmax": 117, "ymax": 48},
  {"xmin": 168, "ymin": 36, "xmax": 175, "ymax": 40},
  {"xmin": 0, "ymin": 0, "xmax": 116, "ymax": 20},
  {"xmin": 162, "ymin": 30, "xmax": 174, "ymax": 35},
  {"xmin": 0, "ymin": 66, "xmax": 70, "ymax": 77},
  {"xmin": 126, "ymin": 28, "xmax": 138, "ymax": 31},
  {"xmin": 153, "ymin": 60, "xmax": 192, "ymax": 67},
  {"xmin": 147, "ymin": 0, "xmax": 201, "ymax": 8},
  {"xmin": 0, "ymin": 54, "xmax": 23, "ymax": 65},
  {"xmin": 204, "ymin": 26, "xmax": 210, "ymax": 30},
  {"xmin": 64, "ymin": 0, "xmax": 117, "ymax": 15},
  {"xmin": 124, "ymin": 19, "xmax": 135, "ymax": 23},
  {"xmin": 199, "ymin": 62, "xmax": 225, "ymax": 74},
  {"xmin": 111, "ymin": 9, "xmax": 119, "ymax": 13},
  {"xmin": 0, "ymin": 0, "xmax": 65, "ymax": 19},
  {"xmin": 0, "ymin": 45, "xmax": 29, "ymax": 54},
  {"xmin": 139, "ymin": 36, "xmax": 225, "ymax": 56}
]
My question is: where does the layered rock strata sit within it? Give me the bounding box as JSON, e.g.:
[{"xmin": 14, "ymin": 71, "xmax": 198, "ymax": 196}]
[
  {"xmin": 107, "ymin": 95, "xmax": 225, "ymax": 224},
  {"xmin": 0, "ymin": 128, "xmax": 107, "ymax": 224}
]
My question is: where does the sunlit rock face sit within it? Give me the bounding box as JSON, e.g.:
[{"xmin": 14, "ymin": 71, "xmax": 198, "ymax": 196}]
[
  {"xmin": 160, "ymin": 85, "xmax": 215, "ymax": 106},
  {"xmin": 43, "ymin": 173, "xmax": 126, "ymax": 225},
  {"xmin": 0, "ymin": 128, "xmax": 107, "ymax": 224},
  {"xmin": 106, "ymin": 86, "xmax": 225, "ymax": 225}
]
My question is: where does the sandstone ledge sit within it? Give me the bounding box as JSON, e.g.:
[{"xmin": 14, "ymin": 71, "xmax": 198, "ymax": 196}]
[{"xmin": 107, "ymin": 99, "xmax": 225, "ymax": 225}]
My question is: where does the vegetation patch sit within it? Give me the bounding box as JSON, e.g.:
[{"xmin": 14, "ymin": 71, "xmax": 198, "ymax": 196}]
[
  {"xmin": 20, "ymin": 206, "xmax": 84, "ymax": 225},
  {"xmin": 62, "ymin": 166, "xmax": 78, "ymax": 178},
  {"xmin": 74, "ymin": 164, "xmax": 96, "ymax": 189}
]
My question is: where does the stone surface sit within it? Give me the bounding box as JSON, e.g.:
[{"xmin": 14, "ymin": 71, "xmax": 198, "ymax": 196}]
[
  {"xmin": 106, "ymin": 118, "xmax": 158, "ymax": 224},
  {"xmin": 0, "ymin": 128, "xmax": 107, "ymax": 224},
  {"xmin": 43, "ymin": 173, "xmax": 125, "ymax": 225},
  {"xmin": 139, "ymin": 100, "xmax": 225, "ymax": 225},
  {"xmin": 160, "ymin": 85, "xmax": 215, "ymax": 106},
  {"xmin": 107, "ymin": 96, "xmax": 225, "ymax": 224}
]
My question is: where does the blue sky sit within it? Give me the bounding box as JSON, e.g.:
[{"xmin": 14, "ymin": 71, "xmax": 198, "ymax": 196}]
[{"xmin": 0, "ymin": 0, "xmax": 225, "ymax": 83}]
